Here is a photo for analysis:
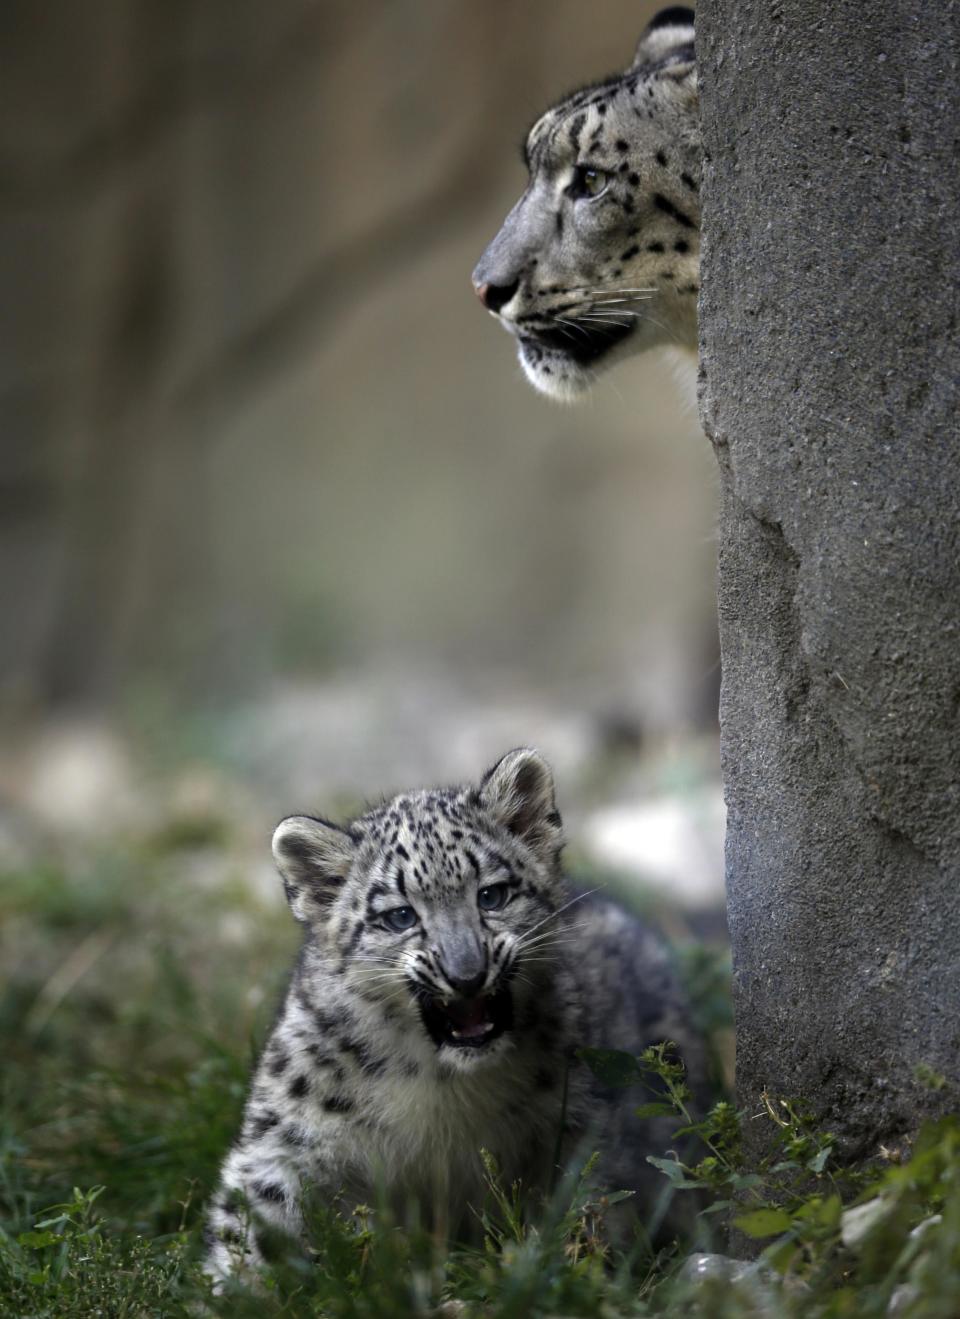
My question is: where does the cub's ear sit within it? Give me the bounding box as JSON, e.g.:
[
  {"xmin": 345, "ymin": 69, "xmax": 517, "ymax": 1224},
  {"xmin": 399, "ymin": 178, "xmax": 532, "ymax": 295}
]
[
  {"xmin": 631, "ymin": 6, "xmax": 696, "ymax": 75},
  {"xmin": 272, "ymin": 815, "xmax": 356, "ymax": 923},
  {"xmin": 477, "ymin": 748, "xmax": 564, "ymax": 862}
]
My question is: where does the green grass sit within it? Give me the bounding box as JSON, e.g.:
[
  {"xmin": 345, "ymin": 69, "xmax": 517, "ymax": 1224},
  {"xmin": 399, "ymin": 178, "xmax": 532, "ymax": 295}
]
[{"xmin": 2, "ymin": 826, "xmax": 958, "ymax": 1317}]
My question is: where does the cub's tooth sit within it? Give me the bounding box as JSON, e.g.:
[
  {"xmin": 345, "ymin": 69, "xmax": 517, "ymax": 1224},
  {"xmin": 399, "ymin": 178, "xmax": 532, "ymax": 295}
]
[{"xmin": 451, "ymin": 1029, "xmax": 462, "ymax": 1038}]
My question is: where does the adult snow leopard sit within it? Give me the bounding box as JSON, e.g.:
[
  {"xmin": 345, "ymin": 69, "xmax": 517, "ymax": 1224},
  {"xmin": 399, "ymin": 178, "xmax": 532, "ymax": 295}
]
[
  {"xmin": 205, "ymin": 749, "xmax": 706, "ymax": 1283},
  {"xmin": 472, "ymin": 7, "xmax": 698, "ymax": 400}
]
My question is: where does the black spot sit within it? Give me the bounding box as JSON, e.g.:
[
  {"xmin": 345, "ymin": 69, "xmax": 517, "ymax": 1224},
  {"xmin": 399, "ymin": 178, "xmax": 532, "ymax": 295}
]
[
  {"xmin": 597, "ymin": 102, "xmax": 608, "ymax": 115},
  {"xmin": 323, "ymin": 1094, "xmax": 354, "ymax": 1114},
  {"xmin": 249, "ymin": 1109, "xmax": 280, "ymax": 1138},
  {"xmin": 568, "ymin": 112, "xmax": 586, "ymax": 150},
  {"xmin": 310, "ymin": 1003, "xmax": 337, "ymax": 1032},
  {"xmin": 628, "ymin": 172, "xmax": 640, "ymax": 186},
  {"xmin": 396, "ymin": 843, "xmax": 410, "ymax": 861},
  {"xmin": 615, "ymin": 138, "xmax": 629, "ymax": 152},
  {"xmin": 555, "ymin": 212, "xmax": 564, "ymax": 237},
  {"xmin": 680, "ymin": 171, "xmax": 698, "ymax": 191},
  {"xmin": 656, "ymin": 150, "xmax": 668, "ymax": 167},
  {"xmin": 268, "ymin": 1052, "xmax": 288, "ymax": 1077},
  {"xmin": 682, "ymin": 283, "xmax": 700, "ymax": 294},
  {"xmin": 674, "ymin": 239, "xmax": 690, "ymax": 253},
  {"xmin": 648, "ymin": 242, "xmax": 665, "ymax": 253},
  {"xmin": 251, "ymin": 1181, "xmax": 286, "ymax": 1204},
  {"xmin": 653, "ymin": 192, "xmax": 694, "ymax": 228},
  {"xmin": 340, "ymin": 1035, "xmax": 385, "ymax": 1076},
  {"xmin": 288, "ymin": 1073, "xmax": 309, "ymax": 1099},
  {"xmin": 282, "ymin": 1124, "xmax": 310, "ymax": 1146},
  {"xmin": 645, "ymin": 6, "xmax": 695, "ymax": 32}
]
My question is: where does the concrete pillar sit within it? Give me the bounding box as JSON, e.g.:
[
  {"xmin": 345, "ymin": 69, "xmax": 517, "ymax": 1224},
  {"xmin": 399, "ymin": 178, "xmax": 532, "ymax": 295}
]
[{"xmin": 698, "ymin": 0, "xmax": 960, "ymax": 1156}]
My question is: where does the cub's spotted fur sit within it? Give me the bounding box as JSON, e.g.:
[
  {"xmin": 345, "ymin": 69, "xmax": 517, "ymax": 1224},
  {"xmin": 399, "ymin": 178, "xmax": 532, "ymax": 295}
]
[
  {"xmin": 472, "ymin": 8, "xmax": 699, "ymax": 400},
  {"xmin": 205, "ymin": 749, "xmax": 705, "ymax": 1283}
]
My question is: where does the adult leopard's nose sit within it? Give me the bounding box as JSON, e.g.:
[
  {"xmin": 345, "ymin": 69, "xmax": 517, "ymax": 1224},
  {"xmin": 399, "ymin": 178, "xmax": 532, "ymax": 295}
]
[{"xmin": 472, "ymin": 274, "xmax": 520, "ymax": 314}]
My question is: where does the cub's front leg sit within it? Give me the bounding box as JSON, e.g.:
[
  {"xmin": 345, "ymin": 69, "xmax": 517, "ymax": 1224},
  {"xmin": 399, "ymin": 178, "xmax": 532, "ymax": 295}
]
[
  {"xmin": 204, "ymin": 1135, "xmax": 305, "ymax": 1284},
  {"xmin": 203, "ymin": 1043, "xmax": 363, "ymax": 1286}
]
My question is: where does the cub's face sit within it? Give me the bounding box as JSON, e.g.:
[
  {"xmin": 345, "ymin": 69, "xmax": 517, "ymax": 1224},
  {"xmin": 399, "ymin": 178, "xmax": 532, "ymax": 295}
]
[
  {"xmin": 272, "ymin": 750, "xmax": 566, "ymax": 1071},
  {"xmin": 472, "ymin": 7, "xmax": 699, "ymax": 401}
]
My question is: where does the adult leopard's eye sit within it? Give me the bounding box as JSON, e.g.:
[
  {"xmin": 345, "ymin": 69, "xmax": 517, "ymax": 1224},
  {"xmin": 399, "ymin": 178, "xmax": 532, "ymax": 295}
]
[
  {"xmin": 570, "ymin": 165, "xmax": 609, "ymax": 200},
  {"xmin": 478, "ymin": 883, "xmax": 509, "ymax": 912},
  {"xmin": 382, "ymin": 906, "xmax": 418, "ymax": 932}
]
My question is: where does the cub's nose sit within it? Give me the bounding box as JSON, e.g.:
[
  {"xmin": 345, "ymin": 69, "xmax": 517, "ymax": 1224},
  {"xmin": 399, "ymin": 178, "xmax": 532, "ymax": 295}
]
[
  {"xmin": 472, "ymin": 276, "xmax": 519, "ymax": 314},
  {"xmin": 438, "ymin": 932, "xmax": 488, "ymax": 997},
  {"xmin": 447, "ymin": 969, "xmax": 487, "ymax": 997}
]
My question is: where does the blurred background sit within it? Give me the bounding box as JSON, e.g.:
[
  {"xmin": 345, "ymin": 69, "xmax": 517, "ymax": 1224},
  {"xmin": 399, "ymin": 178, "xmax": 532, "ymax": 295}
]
[{"xmin": 1, "ymin": 0, "xmax": 724, "ymax": 1054}]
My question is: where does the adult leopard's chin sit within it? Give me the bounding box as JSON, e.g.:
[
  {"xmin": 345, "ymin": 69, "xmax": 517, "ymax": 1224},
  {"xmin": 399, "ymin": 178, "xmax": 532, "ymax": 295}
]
[{"xmin": 517, "ymin": 322, "xmax": 636, "ymax": 402}]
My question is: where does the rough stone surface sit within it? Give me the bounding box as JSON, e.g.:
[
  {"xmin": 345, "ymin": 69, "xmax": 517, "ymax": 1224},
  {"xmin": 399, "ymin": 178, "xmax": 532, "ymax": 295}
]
[{"xmin": 698, "ymin": 0, "xmax": 960, "ymax": 1156}]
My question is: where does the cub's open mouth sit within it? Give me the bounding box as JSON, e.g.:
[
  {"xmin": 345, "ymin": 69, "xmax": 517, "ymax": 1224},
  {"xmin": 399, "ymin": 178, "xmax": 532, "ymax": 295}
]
[
  {"xmin": 418, "ymin": 986, "xmax": 513, "ymax": 1050},
  {"xmin": 519, "ymin": 319, "xmax": 633, "ymax": 366}
]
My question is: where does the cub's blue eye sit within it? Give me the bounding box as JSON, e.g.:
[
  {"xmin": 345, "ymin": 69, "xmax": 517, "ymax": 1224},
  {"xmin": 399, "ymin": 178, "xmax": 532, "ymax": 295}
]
[
  {"xmin": 382, "ymin": 906, "xmax": 417, "ymax": 932},
  {"xmin": 478, "ymin": 883, "xmax": 509, "ymax": 913}
]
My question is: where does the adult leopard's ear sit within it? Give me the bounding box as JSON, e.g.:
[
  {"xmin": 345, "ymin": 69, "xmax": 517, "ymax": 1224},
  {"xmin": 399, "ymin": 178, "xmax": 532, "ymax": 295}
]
[
  {"xmin": 477, "ymin": 748, "xmax": 564, "ymax": 862},
  {"xmin": 272, "ymin": 815, "xmax": 356, "ymax": 923},
  {"xmin": 631, "ymin": 6, "xmax": 696, "ymax": 78}
]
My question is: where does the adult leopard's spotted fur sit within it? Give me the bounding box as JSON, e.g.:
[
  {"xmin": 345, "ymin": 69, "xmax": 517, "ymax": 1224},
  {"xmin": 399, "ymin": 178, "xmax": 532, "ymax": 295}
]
[
  {"xmin": 204, "ymin": 749, "xmax": 706, "ymax": 1283},
  {"xmin": 473, "ymin": 7, "xmax": 699, "ymax": 400}
]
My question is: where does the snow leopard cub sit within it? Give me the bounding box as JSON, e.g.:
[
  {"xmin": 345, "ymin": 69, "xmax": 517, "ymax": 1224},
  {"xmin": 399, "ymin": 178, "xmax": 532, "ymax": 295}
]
[{"xmin": 204, "ymin": 749, "xmax": 706, "ymax": 1283}]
